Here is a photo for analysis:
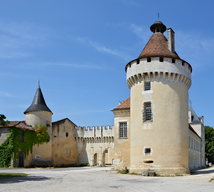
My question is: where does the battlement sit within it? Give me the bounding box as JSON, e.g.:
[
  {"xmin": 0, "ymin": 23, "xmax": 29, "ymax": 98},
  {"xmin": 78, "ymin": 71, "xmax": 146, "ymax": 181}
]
[
  {"xmin": 75, "ymin": 125, "xmax": 114, "ymax": 138},
  {"xmin": 126, "ymin": 57, "xmax": 192, "ymax": 89}
]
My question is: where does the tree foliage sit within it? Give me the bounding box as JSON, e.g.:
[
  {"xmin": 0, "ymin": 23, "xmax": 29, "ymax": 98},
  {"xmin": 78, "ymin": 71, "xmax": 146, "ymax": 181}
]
[
  {"xmin": 205, "ymin": 126, "xmax": 214, "ymax": 163},
  {"xmin": 0, "ymin": 123, "xmax": 49, "ymax": 167},
  {"xmin": 0, "ymin": 114, "xmax": 9, "ymax": 127}
]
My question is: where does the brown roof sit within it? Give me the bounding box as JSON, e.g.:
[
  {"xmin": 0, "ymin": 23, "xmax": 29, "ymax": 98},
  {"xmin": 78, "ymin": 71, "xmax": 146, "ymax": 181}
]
[
  {"xmin": 125, "ymin": 33, "xmax": 192, "ymax": 72},
  {"xmin": 7, "ymin": 121, "xmax": 33, "ymax": 131},
  {"xmin": 138, "ymin": 33, "xmax": 180, "ymax": 60},
  {"xmin": 112, "ymin": 97, "xmax": 130, "ymax": 111}
]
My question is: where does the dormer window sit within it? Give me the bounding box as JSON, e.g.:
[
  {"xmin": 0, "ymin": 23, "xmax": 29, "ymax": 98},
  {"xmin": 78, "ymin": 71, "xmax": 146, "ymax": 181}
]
[{"xmin": 159, "ymin": 57, "xmax": 163, "ymax": 62}]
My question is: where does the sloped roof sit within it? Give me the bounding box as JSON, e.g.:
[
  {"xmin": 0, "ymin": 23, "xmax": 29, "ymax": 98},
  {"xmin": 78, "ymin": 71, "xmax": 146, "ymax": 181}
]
[
  {"xmin": 4, "ymin": 121, "xmax": 33, "ymax": 131},
  {"xmin": 138, "ymin": 33, "xmax": 180, "ymax": 60},
  {"xmin": 52, "ymin": 118, "xmax": 77, "ymax": 127},
  {"xmin": 112, "ymin": 97, "xmax": 130, "ymax": 111},
  {"xmin": 24, "ymin": 86, "xmax": 52, "ymax": 114}
]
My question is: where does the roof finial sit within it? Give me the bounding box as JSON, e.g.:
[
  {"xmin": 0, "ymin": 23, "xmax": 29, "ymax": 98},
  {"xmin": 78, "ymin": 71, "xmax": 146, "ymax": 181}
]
[
  {"xmin": 38, "ymin": 79, "xmax": 40, "ymax": 88},
  {"xmin": 158, "ymin": 13, "xmax": 160, "ymax": 21}
]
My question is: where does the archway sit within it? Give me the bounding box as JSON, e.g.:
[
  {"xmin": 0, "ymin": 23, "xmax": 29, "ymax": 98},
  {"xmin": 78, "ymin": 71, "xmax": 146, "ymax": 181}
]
[{"xmin": 93, "ymin": 153, "xmax": 97, "ymax": 166}]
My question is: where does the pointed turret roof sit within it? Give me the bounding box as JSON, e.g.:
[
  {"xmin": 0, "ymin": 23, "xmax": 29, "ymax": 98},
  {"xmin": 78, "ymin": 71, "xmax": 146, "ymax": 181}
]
[{"xmin": 24, "ymin": 85, "xmax": 52, "ymax": 114}]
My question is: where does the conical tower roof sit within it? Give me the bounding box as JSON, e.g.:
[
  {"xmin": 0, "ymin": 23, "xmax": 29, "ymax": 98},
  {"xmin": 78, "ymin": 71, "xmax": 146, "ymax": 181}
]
[
  {"xmin": 24, "ymin": 85, "xmax": 52, "ymax": 114},
  {"xmin": 138, "ymin": 33, "xmax": 180, "ymax": 60},
  {"xmin": 125, "ymin": 20, "xmax": 192, "ymax": 72}
]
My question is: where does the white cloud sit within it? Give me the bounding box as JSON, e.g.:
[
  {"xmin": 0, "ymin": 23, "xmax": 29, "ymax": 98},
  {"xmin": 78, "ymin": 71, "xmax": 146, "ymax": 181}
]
[
  {"xmin": 76, "ymin": 37, "xmax": 129, "ymax": 60},
  {"xmin": 20, "ymin": 62, "xmax": 103, "ymax": 70},
  {"xmin": 0, "ymin": 21, "xmax": 51, "ymax": 59},
  {"xmin": 0, "ymin": 91, "xmax": 13, "ymax": 97}
]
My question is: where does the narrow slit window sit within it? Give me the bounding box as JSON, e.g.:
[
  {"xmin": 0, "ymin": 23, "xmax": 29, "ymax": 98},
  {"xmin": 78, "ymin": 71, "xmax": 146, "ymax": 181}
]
[
  {"xmin": 147, "ymin": 58, "xmax": 151, "ymax": 62},
  {"xmin": 137, "ymin": 59, "xmax": 140, "ymax": 64},
  {"xmin": 20, "ymin": 130, "xmax": 24, "ymax": 143},
  {"xmin": 159, "ymin": 57, "xmax": 163, "ymax": 62},
  {"xmin": 66, "ymin": 132, "xmax": 69, "ymax": 137},
  {"xmin": 119, "ymin": 122, "xmax": 127, "ymax": 138}
]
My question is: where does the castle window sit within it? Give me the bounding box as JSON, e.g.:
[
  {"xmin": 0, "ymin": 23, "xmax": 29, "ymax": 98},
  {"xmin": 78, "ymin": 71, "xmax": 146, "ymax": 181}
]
[
  {"xmin": 159, "ymin": 57, "xmax": 163, "ymax": 62},
  {"xmin": 144, "ymin": 82, "xmax": 151, "ymax": 91},
  {"xmin": 66, "ymin": 132, "xmax": 69, "ymax": 137},
  {"xmin": 172, "ymin": 59, "xmax": 175, "ymax": 63},
  {"xmin": 119, "ymin": 122, "xmax": 127, "ymax": 138},
  {"xmin": 147, "ymin": 58, "xmax": 151, "ymax": 62},
  {"xmin": 137, "ymin": 59, "xmax": 140, "ymax": 64},
  {"xmin": 143, "ymin": 102, "xmax": 152, "ymax": 122},
  {"xmin": 105, "ymin": 148, "xmax": 108, "ymax": 153},
  {"xmin": 144, "ymin": 147, "xmax": 151, "ymax": 155},
  {"xmin": 20, "ymin": 130, "xmax": 24, "ymax": 143},
  {"xmin": 182, "ymin": 62, "xmax": 184, "ymax": 66}
]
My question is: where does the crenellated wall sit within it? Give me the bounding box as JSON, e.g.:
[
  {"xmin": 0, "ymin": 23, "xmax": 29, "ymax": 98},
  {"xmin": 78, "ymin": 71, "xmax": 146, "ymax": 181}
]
[
  {"xmin": 75, "ymin": 125, "xmax": 114, "ymax": 138},
  {"xmin": 75, "ymin": 125, "xmax": 115, "ymax": 166}
]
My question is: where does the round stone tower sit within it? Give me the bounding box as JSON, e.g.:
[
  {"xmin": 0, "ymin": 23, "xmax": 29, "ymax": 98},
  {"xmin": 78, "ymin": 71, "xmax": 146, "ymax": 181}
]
[
  {"xmin": 24, "ymin": 83, "xmax": 53, "ymax": 163},
  {"xmin": 126, "ymin": 20, "xmax": 192, "ymax": 174}
]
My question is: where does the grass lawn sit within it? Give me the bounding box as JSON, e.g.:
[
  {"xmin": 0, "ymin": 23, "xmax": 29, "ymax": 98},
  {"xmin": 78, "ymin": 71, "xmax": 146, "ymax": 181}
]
[{"xmin": 0, "ymin": 173, "xmax": 28, "ymax": 180}]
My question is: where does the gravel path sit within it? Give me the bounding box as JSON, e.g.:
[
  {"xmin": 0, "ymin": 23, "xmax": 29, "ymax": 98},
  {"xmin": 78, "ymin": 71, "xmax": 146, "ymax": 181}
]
[{"xmin": 0, "ymin": 166, "xmax": 214, "ymax": 192}]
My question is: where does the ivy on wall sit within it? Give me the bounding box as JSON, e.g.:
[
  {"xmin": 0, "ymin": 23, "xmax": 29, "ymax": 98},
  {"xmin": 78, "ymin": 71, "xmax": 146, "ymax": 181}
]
[{"xmin": 0, "ymin": 124, "xmax": 49, "ymax": 167}]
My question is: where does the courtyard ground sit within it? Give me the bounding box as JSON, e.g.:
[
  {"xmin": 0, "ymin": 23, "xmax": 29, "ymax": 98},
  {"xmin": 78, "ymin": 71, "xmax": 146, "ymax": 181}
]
[{"xmin": 0, "ymin": 166, "xmax": 214, "ymax": 192}]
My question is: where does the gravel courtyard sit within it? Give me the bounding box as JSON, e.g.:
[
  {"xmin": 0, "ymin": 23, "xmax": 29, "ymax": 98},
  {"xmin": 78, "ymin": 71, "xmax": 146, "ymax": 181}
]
[{"xmin": 0, "ymin": 166, "xmax": 214, "ymax": 192}]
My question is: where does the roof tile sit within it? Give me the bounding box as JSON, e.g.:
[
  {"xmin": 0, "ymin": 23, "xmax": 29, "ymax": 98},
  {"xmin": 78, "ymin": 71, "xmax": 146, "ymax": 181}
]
[
  {"xmin": 7, "ymin": 121, "xmax": 33, "ymax": 131},
  {"xmin": 138, "ymin": 33, "xmax": 180, "ymax": 59},
  {"xmin": 112, "ymin": 97, "xmax": 130, "ymax": 111}
]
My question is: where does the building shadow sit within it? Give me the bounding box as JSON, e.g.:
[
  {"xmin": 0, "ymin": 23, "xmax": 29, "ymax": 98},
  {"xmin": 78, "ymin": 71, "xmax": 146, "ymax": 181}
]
[
  {"xmin": 191, "ymin": 167, "xmax": 214, "ymax": 175},
  {"xmin": 0, "ymin": 175, "xmax": 50, "ymax": 184}
]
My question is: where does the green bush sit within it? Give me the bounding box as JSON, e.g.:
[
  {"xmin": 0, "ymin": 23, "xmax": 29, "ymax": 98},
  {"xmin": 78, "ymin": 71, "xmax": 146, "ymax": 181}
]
[{"xmin": 0, "ymin": 124, "xmax": 49, "ymax": 167}]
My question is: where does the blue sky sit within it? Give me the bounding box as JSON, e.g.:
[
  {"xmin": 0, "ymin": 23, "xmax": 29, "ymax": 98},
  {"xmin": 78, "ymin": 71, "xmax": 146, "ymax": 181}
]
[{"xmin": 0, "ymin": 0, "xmax": 213, "ymax": 128}]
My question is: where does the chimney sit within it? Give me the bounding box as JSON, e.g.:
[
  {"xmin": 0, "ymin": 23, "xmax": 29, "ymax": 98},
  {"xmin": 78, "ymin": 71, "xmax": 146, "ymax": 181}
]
[
  {"xmin": 168, "ymin": 27, "xmax": 175, "ymax": 53},
  {"xmin": 201, "ymin": 116, "xmax": 204, "ymax": 124}
]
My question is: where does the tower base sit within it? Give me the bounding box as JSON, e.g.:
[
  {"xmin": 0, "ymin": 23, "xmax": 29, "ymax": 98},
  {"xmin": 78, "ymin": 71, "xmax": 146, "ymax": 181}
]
[{"xmin": 130, "ymin": 166, "xmax": 190, "ymax": 176}]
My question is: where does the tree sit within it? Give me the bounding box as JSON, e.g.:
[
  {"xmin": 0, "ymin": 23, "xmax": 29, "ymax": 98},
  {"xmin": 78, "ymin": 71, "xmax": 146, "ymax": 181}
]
[
  {"xmin": 0, "ymin": 114, "xmax": 9, "ymax": 127},
  {"xmin": 205, "ymin": 126, "xmax": 214, "ymax": 163}
]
